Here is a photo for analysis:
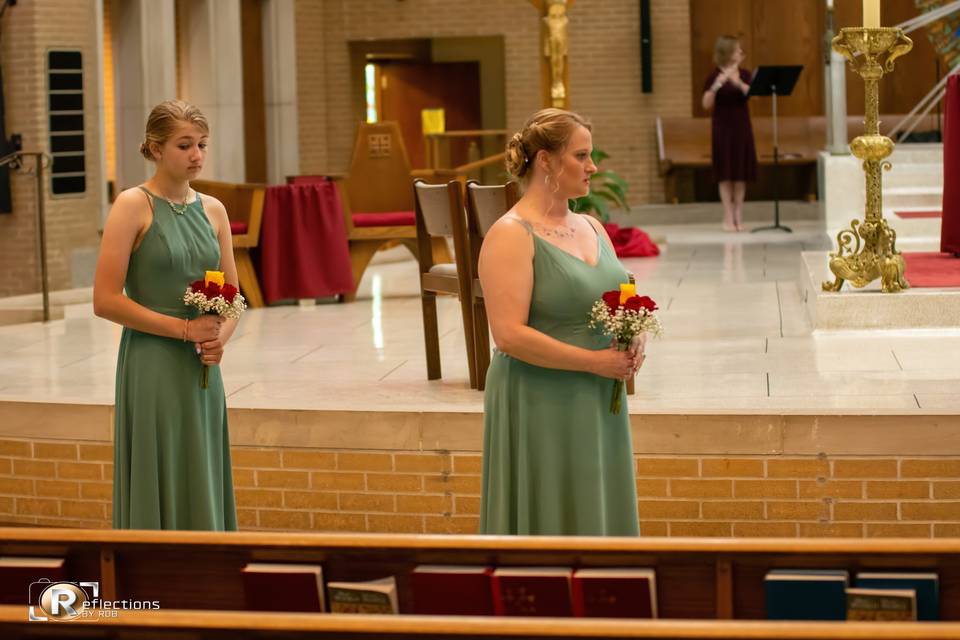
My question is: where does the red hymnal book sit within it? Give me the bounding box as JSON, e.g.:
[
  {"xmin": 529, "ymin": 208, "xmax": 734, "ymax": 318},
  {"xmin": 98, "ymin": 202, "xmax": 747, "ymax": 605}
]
[
  {"xmin": 241, "ymin": 563, "xmax": 325, "ymax": 612},
  {"xmin": 0, "ymin": 556, "xmax": 65, "ymax": 605},
  {"xmin": 411, "ymin": 565, "xmax": 495, "ymax": 615},
  {"xmin": 571, "ymin": 568, "xmax": 657, "ymax": 618},
  {"xmin": 491, "ymin": 567, "xmax": 573, "ymax": 617}
]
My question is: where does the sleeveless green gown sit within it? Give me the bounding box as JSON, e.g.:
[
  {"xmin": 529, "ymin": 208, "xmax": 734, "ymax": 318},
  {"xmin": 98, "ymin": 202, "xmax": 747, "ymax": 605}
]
[
  {"xmin": 480, "ymin": 217, "xmax": 640, "ymax": 536},
  {"xmin": 112, "ymin": 188, "xmax": 237, "ymax": 531}
]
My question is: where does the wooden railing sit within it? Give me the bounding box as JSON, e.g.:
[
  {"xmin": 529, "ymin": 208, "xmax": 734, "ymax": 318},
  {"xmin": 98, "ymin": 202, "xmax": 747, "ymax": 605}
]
[{"xmin": 423, "ymin": 129, "xmax": 509, "ymax": 182}]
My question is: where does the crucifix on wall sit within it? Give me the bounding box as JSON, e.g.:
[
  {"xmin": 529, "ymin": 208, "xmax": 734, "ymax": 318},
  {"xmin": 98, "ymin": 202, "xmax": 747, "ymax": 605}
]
[{"xmin": 530, "ymin": 0, "xmax": 575, "ymax": 109}]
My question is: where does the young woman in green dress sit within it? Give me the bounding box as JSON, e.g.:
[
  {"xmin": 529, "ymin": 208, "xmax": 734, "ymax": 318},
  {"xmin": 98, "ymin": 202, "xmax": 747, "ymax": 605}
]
[
  {"xmin": 479, "ymin": 108, "xmax": 647, "ymax": 536},
  {"xmin": 93, "ymin": 100, "xmax": 238, "ymax": 530}
]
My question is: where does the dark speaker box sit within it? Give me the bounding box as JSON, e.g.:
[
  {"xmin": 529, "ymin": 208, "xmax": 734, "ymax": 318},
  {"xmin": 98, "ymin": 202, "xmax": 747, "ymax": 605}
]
[{"xmin": 640, "ymin": 0, "xmax": 652, "ymax": 94}]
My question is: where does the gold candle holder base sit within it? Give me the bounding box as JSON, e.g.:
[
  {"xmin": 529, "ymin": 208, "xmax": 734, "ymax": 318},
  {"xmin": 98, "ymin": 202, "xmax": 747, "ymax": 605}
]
[{"xmin": 822, "ymin": 27, "xmax": 913, "ymax": 294}]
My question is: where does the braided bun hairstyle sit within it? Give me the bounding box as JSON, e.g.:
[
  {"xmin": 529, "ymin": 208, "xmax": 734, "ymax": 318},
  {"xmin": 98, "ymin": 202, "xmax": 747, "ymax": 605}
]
[
  {"xmin": 140, "ymin": 100, "xmax": 209, "ymax": 161},
  {"xmin": 505, "ymin": 108, "xmax": 591, "ymax": 183}
]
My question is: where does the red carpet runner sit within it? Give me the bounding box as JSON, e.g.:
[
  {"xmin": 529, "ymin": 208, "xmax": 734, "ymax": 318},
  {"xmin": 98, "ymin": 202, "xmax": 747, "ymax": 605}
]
[
  {"xmin": 903, "ymin": 252, "xmax": 960, "ymax": 288},
  {"xmin": 895, "ymin": 210, "xmax": 941, "ymax": 219}
]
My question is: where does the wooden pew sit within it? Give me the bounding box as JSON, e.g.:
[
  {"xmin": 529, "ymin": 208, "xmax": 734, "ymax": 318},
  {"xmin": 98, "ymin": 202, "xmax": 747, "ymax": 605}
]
[
  {"xmin": 655, "ymin": 114, "xmax": 940, "ymax": 203},
  {"xmin": 3, "ymin": 606, "xmax": 960, "ymax": 640},
  {"xmin": 0, "ymin": 528, "xmax": 958, "ymax": 621}
]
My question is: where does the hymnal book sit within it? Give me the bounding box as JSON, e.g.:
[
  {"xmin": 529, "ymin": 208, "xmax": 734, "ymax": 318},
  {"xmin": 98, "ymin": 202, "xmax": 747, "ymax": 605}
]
[
  {"xmin": 411, "ymin": 565, "xmax": 494, "ymax": 615},
  {"xmin": 855, "ymin": 572, "xmax": 939, "ymax": 621},
  {"xmin": 491, "ymin": 567, "xmax": 573, "ymax": 617},
  {"xmin": 0, "ymin": 557, "xmax": 65, "ymax": 605},
  {"xmin": 846, "ymin": 587, "xmax": 916, "ymax": 621},
  {"xmin": 326, "ymin": 576, "xmax": 398, "ymax": 614},
  {"xmin": 571, "ymin": 568, "xmax": 657, "ymax": 618},
  {"xmin": 241, "ymin": 563, "xmax": 325, "ymax": 612},
  {"xmin": 764, "ymin": 569, "xmax": 848, "ymax": 620}
]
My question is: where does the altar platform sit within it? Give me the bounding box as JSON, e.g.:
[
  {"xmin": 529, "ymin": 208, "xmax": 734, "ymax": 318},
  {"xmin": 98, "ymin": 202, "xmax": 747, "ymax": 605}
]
[
  {"xmin": 2, "ymin": 221, "xmax": 960, "ymax": 536},
  {"xmin": 4, "ymin": 222, "xmax": 960, "ymax": 414}
]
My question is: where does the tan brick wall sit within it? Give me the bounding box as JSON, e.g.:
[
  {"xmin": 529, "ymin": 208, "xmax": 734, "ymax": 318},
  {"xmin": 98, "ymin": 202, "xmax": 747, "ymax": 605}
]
[
  {"xmin": 294, "ymin": 0, "xmax": 691, "ymax": 205},
  {"xmin": 2, "ymin": 436, "xmax": 958, "ymax": 538},
  {"xmin": 0, "ymin": 0, "xmax": 104, "ymax": 297}
]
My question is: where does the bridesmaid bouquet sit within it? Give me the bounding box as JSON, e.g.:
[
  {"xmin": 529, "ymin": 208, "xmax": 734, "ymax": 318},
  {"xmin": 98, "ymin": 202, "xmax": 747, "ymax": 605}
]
[
  {"xmin": 183, "ymin": 270, "xmax": 246, "ymax": 389},
  {"xmin": 589, "ymin": 282, "xmax": 662, "ymax": 414}
]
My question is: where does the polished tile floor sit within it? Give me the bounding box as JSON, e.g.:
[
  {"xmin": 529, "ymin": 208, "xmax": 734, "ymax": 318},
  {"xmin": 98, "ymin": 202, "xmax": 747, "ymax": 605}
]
[{"xmin": 2, "ymin": 221, "xmax": 960, "ymax": 413}]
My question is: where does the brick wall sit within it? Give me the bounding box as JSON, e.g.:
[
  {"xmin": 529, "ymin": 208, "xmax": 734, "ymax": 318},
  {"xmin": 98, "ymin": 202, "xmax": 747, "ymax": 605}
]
[
  {"xmin": 294, "ymin": 0, "xmax": 691, "ymax": 205},
  {"xmin": 2, "ymin": 437, "xmax": 958, "ymax": 538},
  {"xmin": 0, "ymin": 0, "xmax": 104, "ymax": 297}
]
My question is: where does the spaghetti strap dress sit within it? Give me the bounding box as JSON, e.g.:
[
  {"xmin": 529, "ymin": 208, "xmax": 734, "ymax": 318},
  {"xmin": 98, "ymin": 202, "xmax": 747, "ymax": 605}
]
[{"xmin": 480, "ymin": 216, "xmax": 640, "ymax": 536}]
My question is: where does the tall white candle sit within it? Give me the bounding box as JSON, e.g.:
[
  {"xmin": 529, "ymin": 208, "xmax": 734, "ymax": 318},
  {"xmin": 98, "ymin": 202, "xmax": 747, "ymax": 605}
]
[{"xmin": 863, "ymin": 0, "xmax": 880, "ymax": 27}]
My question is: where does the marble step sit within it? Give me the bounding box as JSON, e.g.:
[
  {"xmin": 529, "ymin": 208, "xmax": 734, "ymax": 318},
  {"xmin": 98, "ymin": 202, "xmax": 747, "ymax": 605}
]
[
  {"xmin": 886, "ymin": 142, "xmax": 943, "ymax": 164},
  {"xmin": 0, "ymin": 287, "xmax": 90, "ymax": 326},
  {"xmin": 883, "ymin": 163, "xmax": 944, "ymax": 189},
  {"xmin": 881, "ymin": 186, "xmax": 943, "ymax": 211}
]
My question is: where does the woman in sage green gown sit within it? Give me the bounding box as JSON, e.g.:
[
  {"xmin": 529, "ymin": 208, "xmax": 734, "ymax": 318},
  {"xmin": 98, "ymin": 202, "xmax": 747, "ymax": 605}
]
[
  {"xmin": 93, "ymin": 101, "xmax": 238, "ymax": 530},
  {"xmin": 479, "ymin": 109, "xmax": 646, "ymax": 536}
]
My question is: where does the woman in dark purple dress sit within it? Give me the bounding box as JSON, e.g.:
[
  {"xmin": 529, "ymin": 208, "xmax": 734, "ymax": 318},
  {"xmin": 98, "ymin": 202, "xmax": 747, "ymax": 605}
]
[{"xmin": 702, "ymin": 35, "xmax": 757, "ymax": 232}]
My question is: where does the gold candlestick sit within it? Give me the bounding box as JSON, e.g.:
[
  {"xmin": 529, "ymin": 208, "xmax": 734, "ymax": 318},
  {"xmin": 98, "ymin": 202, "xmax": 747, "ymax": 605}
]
[{"xmin": 823, "ymin": 27, "xmax": 913, "ymax": 294}]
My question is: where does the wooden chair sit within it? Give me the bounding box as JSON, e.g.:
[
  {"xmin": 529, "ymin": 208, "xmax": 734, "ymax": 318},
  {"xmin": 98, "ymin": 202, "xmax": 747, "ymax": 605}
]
[
  {"xmin": 465, "ymin": 180, "xmax": 519, "ymax": 390},
  {"xmin": 335, "ymin": 121, "xmax": 450, "ymax": 301},
  {"xmin": 191, "ymin": 179, "xmax": 266, "ymax": 308},
  {"xmin": 414, "ymin": 179, "xmax": 478, "ymax": 389}
]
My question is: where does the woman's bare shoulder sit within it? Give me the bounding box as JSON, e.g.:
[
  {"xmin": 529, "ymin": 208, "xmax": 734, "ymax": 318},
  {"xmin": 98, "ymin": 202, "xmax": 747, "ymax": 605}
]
[
  {"xmin": 486, "ymin": 211, "xmax": 533, "ymax": 241},
  {"xmin": 109, "ymin": 187, "xmax": 152, "ymax": 221}
]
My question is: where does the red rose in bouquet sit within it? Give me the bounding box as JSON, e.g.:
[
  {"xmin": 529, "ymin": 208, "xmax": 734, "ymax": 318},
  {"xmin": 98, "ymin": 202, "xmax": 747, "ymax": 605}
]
[
  {"xmin": 601, "ymin": 290, "xmax": 621, "ymax": 314},
  {"xmin": 221, "ymin": 284, "xmax": 238, "ymax": 304},
  {"xmin": 623, "ymin": 295, "xmax": 658, "ymax": 313}
]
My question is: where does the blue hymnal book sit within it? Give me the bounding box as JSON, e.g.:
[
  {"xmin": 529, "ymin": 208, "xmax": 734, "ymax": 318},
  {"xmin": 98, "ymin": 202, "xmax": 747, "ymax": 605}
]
[
  {"xmin": 855, "ymin": 572, "xmax": 939, "ymax": 621},
  {"xmin": 764, "ymin": 569, "xmax": 848, "ymax": 620}
]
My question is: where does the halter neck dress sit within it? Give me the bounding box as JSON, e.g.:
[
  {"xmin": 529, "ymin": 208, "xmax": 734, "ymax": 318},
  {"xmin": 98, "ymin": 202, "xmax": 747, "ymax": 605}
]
[{"xmin": 112, "ymin": 187, "xmax": 237, "ymax": 531}]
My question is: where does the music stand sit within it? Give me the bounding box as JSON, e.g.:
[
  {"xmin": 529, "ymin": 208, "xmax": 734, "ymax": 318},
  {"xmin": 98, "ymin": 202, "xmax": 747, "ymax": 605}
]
[{"xmin": 748, "ymin": 65, "xmax": 803, "ymax": 233}]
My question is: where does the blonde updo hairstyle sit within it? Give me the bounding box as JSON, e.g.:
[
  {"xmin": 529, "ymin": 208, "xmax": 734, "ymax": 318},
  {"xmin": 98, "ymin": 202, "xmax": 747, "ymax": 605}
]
[
  {"xmin": 139, "ymin": 100, "xmax": 209, "ymax": 161},
  {"xmin": 505, "ymin": 108, "xmax": 592, "ymax": 184}
]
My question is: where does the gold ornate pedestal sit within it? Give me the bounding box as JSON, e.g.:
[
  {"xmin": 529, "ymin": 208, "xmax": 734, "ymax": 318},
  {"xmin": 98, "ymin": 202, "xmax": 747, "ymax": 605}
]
[{"xmin": 823, "ymin": 27, "xmax": 913, "ymax": 294}]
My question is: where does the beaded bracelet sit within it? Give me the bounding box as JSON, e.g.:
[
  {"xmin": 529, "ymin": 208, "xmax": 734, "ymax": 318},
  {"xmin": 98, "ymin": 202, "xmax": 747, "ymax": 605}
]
[{"xmin": 182, "ymin": 318, "xmax": 190, "ymax": 342}]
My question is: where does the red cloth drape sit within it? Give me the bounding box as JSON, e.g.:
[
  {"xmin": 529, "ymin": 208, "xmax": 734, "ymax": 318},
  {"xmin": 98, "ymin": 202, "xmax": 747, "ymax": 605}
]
[
  {"xmin": 941, "ymin": 75, "xmax": 960, "ymax": 253},
  {"xmin": 256, "ymin": 182, "xmax": 354, "ymax": 303},
  {"xmin": 602, "ymin": 223, "xmax": 660, "ymax": 258}
]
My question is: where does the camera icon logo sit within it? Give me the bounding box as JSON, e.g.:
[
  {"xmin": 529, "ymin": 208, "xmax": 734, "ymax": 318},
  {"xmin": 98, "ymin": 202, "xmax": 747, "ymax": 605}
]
[{"xmin": 28, "ymin": 579, "xmax": 99, "ymax": 622}]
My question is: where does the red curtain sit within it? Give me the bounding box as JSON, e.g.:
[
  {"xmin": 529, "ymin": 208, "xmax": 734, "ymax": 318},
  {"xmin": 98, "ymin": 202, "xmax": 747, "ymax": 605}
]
[
  {"xmin": 256, "ymin": 182, "xmax": 355, "ymax": 303},
  {"xmin": 941, "ymin": 75, "xmax": 960, "ymax": 254}
]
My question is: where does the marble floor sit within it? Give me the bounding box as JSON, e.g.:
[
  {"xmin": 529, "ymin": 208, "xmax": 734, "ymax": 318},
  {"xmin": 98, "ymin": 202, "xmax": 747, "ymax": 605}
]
[{"xmin": 2, "ymin": 220, "xmax": 960, "ymax": 414}]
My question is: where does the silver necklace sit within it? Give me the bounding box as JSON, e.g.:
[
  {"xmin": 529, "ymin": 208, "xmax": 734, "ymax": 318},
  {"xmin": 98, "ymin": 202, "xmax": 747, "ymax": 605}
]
[
  {"xmin": 162, "ymin": 190, "xmax": 190, "ymax": 215},
  {"xmin": 534, "ymin": 214, "xmax": 577, "ymax": 239}
]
